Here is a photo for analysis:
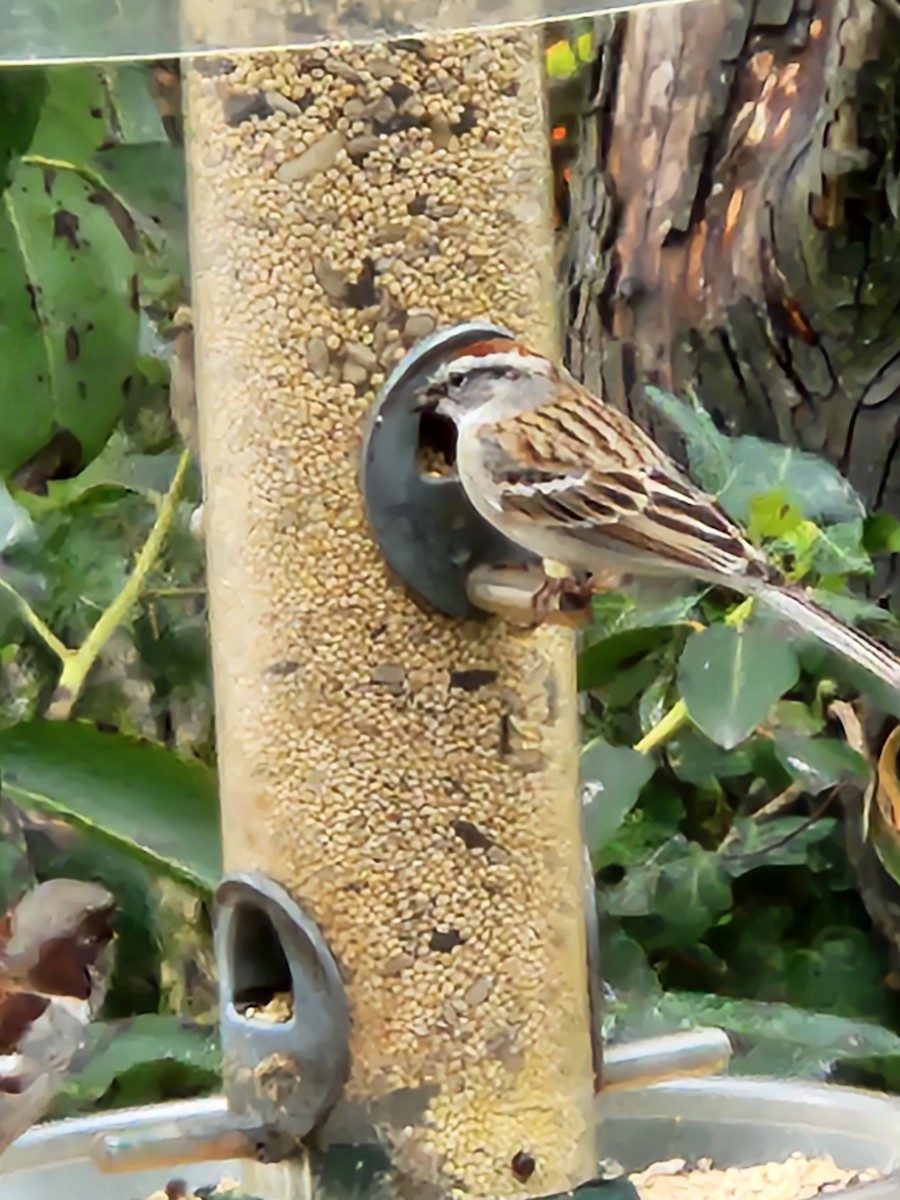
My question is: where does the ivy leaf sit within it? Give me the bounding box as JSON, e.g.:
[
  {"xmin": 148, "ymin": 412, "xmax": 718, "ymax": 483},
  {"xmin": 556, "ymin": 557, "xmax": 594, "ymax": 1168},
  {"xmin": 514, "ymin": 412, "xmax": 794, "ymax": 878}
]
[
  {"xmin": 769, "ymin": 699, "xmax": 825, "ymax": 736},
  {"xmin": 773, "ymin": 732, "xmax": 870, "ymax": 794},
  {"xmin": 803, "ymin": 587, "xmax": 897, "ymax": 630},
  {"xmin": 677, "ymin": 624, "xmax": 800, "ymax": 749},
  {"xmin": 52, "ymin": 1016, "xmax": 219, "ymax": 1115},
  {"xmin": 581, "ymin": 738, "xmax": 655, "ymax": 854},
  {"xmin": 656, "ymin": 992, "xmax": 900, "ymax": 1076},
  {"xmin": 604, "ymin": 836, "xmax": 732, "ymax": 947},
  {"xmin": 719, "ymin": 815, "xmax": 837, "ymax": 875},
  {"xmin": 597, "ymin": 785, "xmax": 684, "ymax": 870}
]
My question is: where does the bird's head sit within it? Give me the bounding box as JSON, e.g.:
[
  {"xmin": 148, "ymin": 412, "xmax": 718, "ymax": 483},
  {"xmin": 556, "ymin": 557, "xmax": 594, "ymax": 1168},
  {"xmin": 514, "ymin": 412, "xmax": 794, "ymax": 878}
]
[{"xmin": 415, "ymin": 337, "xmax": 557, "ymax": 427}]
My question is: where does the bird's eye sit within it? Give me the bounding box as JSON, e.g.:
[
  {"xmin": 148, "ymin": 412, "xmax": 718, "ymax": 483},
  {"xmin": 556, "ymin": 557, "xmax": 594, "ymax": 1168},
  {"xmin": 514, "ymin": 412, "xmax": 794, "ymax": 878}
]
[{"xmin": 448, "ymin": 371, "xmax": 464, "ymax": 389}]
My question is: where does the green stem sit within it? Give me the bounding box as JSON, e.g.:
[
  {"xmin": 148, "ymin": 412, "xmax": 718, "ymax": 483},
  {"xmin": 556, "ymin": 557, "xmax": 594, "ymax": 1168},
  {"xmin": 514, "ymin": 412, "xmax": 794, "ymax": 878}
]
[
  {"xmin": 633, "ymin": 596, "xmax": 757, "ymax": 756},
  {"xmin": 0, "ymin": 577, "xmax": 71, "ymax": 663},
  {"xmin": 21, "ymin": 154, "xmax": 136, "ymax": 218},
  {"xmin": 634, "ymin": 699, "xmax": 689, "ymax": 754},
  {"xmin": 48, "ymin": 449, "xmax": 191, "ymax": 720}
]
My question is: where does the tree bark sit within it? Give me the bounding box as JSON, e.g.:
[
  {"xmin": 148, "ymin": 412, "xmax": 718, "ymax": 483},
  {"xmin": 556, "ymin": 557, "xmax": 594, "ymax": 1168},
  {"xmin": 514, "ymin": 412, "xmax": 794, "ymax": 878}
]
[
  {"xmin": 565, "ymin": 0, "xmax": 900, "ymax": 520},
  {"xmin": 562, "ymin": 0, "xmax": 900, "ymax": 965}
]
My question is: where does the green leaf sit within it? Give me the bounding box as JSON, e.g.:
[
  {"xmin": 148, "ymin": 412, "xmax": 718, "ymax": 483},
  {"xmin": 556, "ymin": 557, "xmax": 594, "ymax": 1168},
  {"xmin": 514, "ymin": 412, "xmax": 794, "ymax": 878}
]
[
  {"xmin": 677, "ymin": 624, "xmax": 800, "ymax": 749},
  {"xmin": 45, "ymin": 434, "xmax": 182, "ymax": 504},
  {"xmin": 588, "ymin": 585, "xmax": 701, "ymax": 638},
  {"xmin": 864, "ymin": 511, "xmax": 900, "ymax": 556},
  {"xmin": 783, "ymin": 927, "xmax": 890, "ymax": 1020},
  {"xmin": 811, "ymin": 519, "xmax": 872, "ymax": 578},
  {"xmin": 604, "ymin": 836, "xmax": 733, "ymax": 946},
  {"xmin": 747, "ymin": 489, "xmax": 804, "ymax": 543},
  {"xmin": 27, "ymin": 67, "xmax": 112, "ymax": 164},
  {"xmin": 577, "ymin": 628, "xmax": 663, "ymax": 692},
  {"xmin": 581, "ymin": 738, "xmax": 655, "ymax": 854},
  {"xmin": 107, "ymin": 65, "xmax": 172, "ymax": 143},
  {"xmin": 804, "ymin": 586, "xmax": 897, "ymax": 629},
  {"xmin": 0, "ymin": 720, "xmax": 220, "ymax": 890},
  {"xmin": 720, "ymin": 437, "xmax": 865, "ymax": 527},
  {"xmin": 596, "ymin": 784, "xmax": 684, "ymax": 869},
  {"xmin": 53, "ymin": 1016, "xmax": 219, "ymax": 1115},
  {"xmin": 643, "ymin": 386, "xmax": 733, "ymax": 494},
  {"xmin": 0, "ymin": 482, "xmax": 34, "ymax": 550},
  {"xmin": 719, "ymin": 815, "xmax": 836, "ymax": 874},
  {"xmin": 643, "ymin": 388, "xmax": 865, "ymax": 528},
  {"xmin": 9, "ymin": 489, "xmax": 144, "ymax": 636},
  {"xmin": 666, "ymin": 729, "xmax": 760, "ymax": 784},
  {"xmin": 0, "ymin": 70, "xmax": 47, "ymax": 191},
  {"xmin": 93, "ymin": 141, "xmax": 188, "ymax": 275},
  {"xmin": 637, "ymin": 673, "xmax": 671, "ymax": 737},
  {"xmin": 769, "ymin": 699, "xmax": 824, "ymax": 736},
  {"xmin": 657, "ymin": 993, "xmax": 900, "ymax": 1077},
  {"xmin": 0, "ymin": 160, "xmax": 139, "ymax": 481},
  {"xmin": 773, "ymin": 731, "xmax": 869, "ymax": 793}
]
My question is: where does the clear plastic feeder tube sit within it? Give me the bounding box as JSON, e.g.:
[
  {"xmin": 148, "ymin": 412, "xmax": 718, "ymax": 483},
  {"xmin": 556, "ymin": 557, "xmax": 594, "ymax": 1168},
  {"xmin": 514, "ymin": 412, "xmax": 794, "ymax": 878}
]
[
  {"xmin": 6, "ymin": 0, "xmax": 689, "ymax": 65},
  {"xmin": 185, "ymin": 23, "xmax": 596, "ymax": 1200}
]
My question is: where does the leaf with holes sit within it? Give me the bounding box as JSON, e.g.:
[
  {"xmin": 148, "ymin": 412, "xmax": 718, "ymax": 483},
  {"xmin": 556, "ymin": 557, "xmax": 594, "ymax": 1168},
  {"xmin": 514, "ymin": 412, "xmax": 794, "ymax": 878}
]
[
  {"xmin": 93, "ymin": 141, "xmax": 188, "ymax": 276},
  {"xmin": 0, "ymin": 157, "xmax": 139, "ymax": 486},
  {"xmin": 677, "ymin": 624, "xmax": 800, "ymax": 750}
]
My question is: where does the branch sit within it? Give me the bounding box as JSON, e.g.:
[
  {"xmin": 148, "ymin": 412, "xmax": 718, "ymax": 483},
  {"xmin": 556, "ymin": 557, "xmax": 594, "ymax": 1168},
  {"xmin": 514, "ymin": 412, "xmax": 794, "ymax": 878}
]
[
  {"xmin": 46, "ymin": 450, "xmax": 192, "ymax": 720},
  {"xmin": 0, "ymin": 577, "xmax": 71, "ymax": 663}
]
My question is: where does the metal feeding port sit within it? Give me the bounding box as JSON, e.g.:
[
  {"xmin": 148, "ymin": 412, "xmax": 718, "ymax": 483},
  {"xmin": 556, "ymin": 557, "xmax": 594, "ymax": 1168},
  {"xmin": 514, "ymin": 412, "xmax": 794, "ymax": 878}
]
[
  {"xmin": 360, "ymin": 320, "xmax": 540, "ymax": 620},
  {"xmin": 214, "ymin": 873, "xmax": 351, "ymax": 1151}
]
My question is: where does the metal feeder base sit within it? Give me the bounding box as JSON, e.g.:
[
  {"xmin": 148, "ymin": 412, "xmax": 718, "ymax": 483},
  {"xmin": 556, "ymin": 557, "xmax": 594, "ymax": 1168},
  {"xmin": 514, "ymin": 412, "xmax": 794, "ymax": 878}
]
[{"xmin": 5, "ymin": 1078, "xmax": 900, "ymax": 1200}]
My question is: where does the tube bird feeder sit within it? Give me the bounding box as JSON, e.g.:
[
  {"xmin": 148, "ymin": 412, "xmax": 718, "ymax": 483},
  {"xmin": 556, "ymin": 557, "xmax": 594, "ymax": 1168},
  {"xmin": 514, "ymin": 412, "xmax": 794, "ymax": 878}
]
[{"xmin": 184, "ymin": 21, "xmax": 598, "ymax": 1198}]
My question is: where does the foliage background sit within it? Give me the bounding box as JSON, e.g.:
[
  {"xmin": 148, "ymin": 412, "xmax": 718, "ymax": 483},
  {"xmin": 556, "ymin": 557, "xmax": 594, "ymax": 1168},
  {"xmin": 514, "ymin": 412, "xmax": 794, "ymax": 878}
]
[{"xmin": 2, "ymin": 43, "xmax": 900, "ymax": 1117}]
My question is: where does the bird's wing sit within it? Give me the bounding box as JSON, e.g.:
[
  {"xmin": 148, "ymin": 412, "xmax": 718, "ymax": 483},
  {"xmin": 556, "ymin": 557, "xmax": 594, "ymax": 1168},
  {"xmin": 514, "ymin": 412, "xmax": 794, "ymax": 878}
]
[{"xmin": 478, "ymin": 395, "xmax": 770, "ymax": 582}]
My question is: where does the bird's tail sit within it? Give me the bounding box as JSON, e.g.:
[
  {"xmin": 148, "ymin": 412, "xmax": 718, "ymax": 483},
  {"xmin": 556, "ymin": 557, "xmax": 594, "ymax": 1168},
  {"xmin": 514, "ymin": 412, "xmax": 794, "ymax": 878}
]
[{"xmin": 757, "ymin": 584, "xmax": 900, "ymax": 695}]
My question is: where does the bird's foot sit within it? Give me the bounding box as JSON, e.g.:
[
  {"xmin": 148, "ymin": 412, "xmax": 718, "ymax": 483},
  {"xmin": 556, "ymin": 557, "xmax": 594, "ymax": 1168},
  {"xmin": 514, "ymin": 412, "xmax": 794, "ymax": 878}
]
[{"xmin": 467, "ymin": 563, "xmax": 614, "ymax": 627}]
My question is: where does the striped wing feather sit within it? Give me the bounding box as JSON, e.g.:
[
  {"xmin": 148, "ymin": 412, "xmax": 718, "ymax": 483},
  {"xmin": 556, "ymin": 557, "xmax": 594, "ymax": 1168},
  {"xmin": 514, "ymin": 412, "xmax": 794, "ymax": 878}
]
[{"xmin": 481, "ymin": 393, "xmax": 771, "ymax": 583}]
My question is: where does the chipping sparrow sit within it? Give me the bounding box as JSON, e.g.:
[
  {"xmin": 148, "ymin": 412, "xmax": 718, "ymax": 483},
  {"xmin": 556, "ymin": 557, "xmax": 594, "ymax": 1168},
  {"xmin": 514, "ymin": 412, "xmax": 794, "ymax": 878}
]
[{"xmin": 418, "ymin": 335, "xmax": 900, "ymax": 693}]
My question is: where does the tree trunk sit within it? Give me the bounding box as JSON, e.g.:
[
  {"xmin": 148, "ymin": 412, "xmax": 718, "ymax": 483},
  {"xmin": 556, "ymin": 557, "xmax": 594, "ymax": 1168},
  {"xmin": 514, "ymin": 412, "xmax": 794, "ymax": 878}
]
[
  {"xmin": 565, "ymin": 0, "xmax": 900, "ymax": 522},
  {"xmin": 562, "ymin": 0, "xmax": 900, "ymax": 966}
]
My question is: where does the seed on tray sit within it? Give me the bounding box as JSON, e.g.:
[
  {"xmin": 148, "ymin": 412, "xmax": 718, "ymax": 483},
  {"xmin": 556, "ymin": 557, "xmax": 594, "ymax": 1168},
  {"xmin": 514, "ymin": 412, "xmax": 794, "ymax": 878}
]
[{"xmin": 629, "ymin": 1152, "xmax": 882, "ymax": 1199}]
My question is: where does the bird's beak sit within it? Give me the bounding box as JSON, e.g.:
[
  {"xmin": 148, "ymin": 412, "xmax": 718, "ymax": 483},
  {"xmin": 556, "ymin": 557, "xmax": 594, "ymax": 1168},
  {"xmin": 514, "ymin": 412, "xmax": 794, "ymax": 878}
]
[{"xmin": 413, "ymin": 387, "xmax": 442, "ymax": 415}]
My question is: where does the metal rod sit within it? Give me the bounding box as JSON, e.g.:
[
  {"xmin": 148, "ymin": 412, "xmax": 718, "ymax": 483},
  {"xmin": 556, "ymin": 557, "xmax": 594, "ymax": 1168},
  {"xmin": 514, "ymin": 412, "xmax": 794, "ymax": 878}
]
[
  {"xmin": 92, "ymin": 1112, "xmax": 267, "ymax": 1173},
  {"xmin": 601, "ymin": 1029, "xmax": 733, "ymax": 1093}
]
